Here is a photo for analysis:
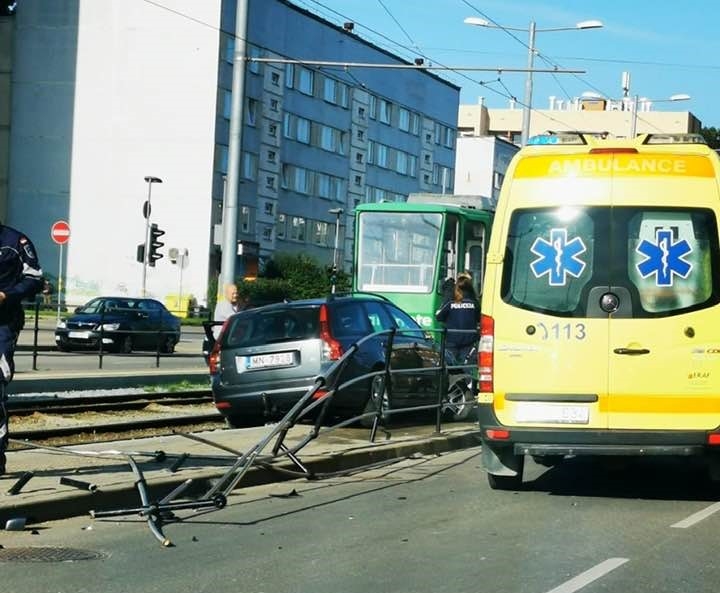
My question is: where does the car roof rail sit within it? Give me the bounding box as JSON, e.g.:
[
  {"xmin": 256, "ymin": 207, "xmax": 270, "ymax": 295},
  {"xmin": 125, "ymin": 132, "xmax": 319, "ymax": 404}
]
[{"xmin": 328, "ymin": 291, "xmax": 392, "ymax": 303}]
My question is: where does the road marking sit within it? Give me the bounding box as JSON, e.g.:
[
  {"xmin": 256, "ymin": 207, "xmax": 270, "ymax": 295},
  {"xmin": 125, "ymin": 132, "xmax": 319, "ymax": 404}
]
[
  {"xmin": 544, "ymin": 558, "xmax": 629, "ymax": 593},
  {"xmin": 671, "ymin": 501, "xmax": 720, "ymax": 529}
]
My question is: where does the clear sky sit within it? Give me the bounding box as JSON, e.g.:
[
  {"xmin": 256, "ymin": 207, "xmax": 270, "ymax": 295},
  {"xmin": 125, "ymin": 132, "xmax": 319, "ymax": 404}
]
[{"xmin": 296, "ymin": 0, "xmax": 720, "ymax": 128}]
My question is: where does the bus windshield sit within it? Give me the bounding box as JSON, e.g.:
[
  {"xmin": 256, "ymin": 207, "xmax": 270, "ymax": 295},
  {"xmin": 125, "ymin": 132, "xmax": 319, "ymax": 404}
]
[{"xmin": 356, "ymin": 211, "xmax": 442, "ymax": 294}]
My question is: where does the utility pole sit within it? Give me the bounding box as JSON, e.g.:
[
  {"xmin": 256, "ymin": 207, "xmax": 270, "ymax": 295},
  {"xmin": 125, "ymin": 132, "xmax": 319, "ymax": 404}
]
[{"xmin": 220, "ymin": 0, "xmax": 249, "ymax": 292}]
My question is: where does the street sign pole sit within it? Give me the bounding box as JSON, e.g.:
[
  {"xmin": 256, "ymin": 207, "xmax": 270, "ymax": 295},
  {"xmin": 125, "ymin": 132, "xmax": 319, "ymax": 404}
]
[
  {"xmin": 57, "ymin": 243, "xmax": 63, "ymax": 322},
  {"xmin": 50, "ymin": 220, "xmax": 70, "ymax": 321}
]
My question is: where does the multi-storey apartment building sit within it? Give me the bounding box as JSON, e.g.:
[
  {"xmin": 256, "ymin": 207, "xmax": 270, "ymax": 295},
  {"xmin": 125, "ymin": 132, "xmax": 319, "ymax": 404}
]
[{"xmin": 1, "ymin": 0, "xmax": 459, "ymax": 308}]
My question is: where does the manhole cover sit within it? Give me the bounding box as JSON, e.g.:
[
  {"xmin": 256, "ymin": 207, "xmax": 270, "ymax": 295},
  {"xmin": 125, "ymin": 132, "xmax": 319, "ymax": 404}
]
[{"xmin": 0, "ymin": 547, "xmax": 107, "ymax": 562}]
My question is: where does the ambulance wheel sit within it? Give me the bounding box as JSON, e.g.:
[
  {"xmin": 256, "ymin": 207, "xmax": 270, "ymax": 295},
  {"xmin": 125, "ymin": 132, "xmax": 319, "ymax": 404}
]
[{"xmin": 487, "ymin": 472, "xmax": 523, "ymax": 491}]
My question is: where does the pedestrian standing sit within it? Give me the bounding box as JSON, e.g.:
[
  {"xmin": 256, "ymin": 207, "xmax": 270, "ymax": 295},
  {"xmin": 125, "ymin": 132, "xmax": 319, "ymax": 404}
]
[
  {"xmin": 0, "ymin": 225, "xmax": 43, "ymax": 474},
  {"xmin": 212, "ymin": 283, "xmax": 248, "ymax": 339},
  {"xmin": 435, "ymin": 274, "xmax": 479, "ymax": 364}
]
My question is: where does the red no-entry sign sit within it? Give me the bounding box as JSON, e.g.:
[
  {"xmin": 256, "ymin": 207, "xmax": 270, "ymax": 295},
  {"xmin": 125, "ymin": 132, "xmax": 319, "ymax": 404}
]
[{"xmin": 51, "ymin": 220, "xmax": 70, "ymax": 245}]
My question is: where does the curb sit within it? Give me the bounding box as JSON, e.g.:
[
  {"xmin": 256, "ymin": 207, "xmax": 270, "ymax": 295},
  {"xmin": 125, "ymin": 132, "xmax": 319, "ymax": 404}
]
[{"xmin": 1, "ymin": 430, "xmax": 482, "ymax": 525}]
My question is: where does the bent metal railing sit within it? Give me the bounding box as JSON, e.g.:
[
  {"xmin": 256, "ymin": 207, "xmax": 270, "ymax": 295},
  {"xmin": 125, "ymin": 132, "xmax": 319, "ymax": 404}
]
[{"xmin": 81, "ymin": 326, "xmax": 478, "ymax": 546}]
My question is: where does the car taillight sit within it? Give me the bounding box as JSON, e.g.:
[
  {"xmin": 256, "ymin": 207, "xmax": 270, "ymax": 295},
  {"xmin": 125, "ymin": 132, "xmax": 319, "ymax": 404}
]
[
  {"xmin": 319, "ymin": 304, "xmax": 343, "ymax": 361},
  {"xmin": 478, "ymin": 314, "xmax": 494, "ymax": 393},
  {"xmin": 208, "ymin": 341, "xmax": 222, "ymax": 374},
  {"xmin": 208, "ymin": 319, "xmax": 230, "ymax": 374}
]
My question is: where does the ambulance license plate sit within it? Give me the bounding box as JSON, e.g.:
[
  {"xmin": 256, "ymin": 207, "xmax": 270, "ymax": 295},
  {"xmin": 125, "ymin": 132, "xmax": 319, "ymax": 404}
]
[{"xmin": 514, "ymin": 403, "xmax": 589, "ymax": 424}]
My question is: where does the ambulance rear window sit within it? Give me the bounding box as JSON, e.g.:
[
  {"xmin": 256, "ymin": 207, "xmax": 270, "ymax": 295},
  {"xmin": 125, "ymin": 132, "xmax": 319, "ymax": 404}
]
[{"xmin": 502, "ymin": 206, "xmax": 720, "ymax": 318}]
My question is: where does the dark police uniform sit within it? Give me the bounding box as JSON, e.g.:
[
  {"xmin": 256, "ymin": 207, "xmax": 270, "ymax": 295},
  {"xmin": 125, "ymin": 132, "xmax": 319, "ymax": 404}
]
[
  {"xmin": 435, "ymin": 297, "xmax": 480, "ymax": 364},
  {"xmin": 0, "ymin": 225, "xmax": 43, "ymax": 473}
]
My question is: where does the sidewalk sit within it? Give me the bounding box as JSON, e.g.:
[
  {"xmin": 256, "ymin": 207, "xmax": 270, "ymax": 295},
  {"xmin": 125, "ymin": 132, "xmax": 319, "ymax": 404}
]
[{"xmin": 0, "ymin": 420, "xmax": 481, "ymax": 527}]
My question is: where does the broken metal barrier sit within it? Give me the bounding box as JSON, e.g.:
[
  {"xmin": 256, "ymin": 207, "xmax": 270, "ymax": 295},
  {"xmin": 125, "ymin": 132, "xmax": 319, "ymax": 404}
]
[{"xmin": 24, "ymin": 326, "xmax": 477, "ymax": 546}]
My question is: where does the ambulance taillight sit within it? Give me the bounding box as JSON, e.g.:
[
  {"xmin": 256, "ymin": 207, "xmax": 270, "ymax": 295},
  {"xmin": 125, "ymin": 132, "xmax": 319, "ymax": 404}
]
[{"xmin": 478, "ymin": 314, "xmax": 494, "ymax": 393}]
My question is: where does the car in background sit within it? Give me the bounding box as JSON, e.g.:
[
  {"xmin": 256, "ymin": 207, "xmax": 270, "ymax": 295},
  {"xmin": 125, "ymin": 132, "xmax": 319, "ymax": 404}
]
[
  {"xmin": 208, "ymin": 293, "xmax": 474, "ymax": 428},
  {"xmin": 55, "ymin": 296, "xmax": 181, "ymax": 353}
]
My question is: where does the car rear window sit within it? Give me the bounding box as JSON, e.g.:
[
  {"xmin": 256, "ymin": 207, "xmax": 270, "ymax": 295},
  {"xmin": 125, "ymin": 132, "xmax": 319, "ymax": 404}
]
[{"xmin": 222, "ymin": 306, "xmax": 320, "ymax": 347}]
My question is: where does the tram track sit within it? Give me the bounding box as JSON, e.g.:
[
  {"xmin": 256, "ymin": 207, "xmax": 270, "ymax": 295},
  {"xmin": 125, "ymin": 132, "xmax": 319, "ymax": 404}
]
[{"xmin": 7, "ymin": 389, "xmax": 226, "ymax": 447}]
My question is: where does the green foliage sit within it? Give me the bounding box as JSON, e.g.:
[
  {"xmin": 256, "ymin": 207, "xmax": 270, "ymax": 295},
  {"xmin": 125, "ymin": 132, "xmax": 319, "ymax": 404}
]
[
  {"xmin": 235, "ymin": 252, "xmax": 351, "ymax": 304},
  {"xmin": 700, "ymin": 127, "xmax": 720, "ymax": 149}
]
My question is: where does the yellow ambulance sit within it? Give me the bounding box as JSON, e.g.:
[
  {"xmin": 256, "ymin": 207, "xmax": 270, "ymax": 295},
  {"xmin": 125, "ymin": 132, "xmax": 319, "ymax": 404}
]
[{"xmin": 478, "ymin": 132, "xmax": 720, "ymax": 490}]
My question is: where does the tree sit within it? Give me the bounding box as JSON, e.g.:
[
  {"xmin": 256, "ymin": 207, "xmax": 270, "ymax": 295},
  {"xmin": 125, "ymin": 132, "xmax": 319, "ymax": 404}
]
[{"xmin": 700, "ymin": 127, "xmax": 720, "ymax": 149}]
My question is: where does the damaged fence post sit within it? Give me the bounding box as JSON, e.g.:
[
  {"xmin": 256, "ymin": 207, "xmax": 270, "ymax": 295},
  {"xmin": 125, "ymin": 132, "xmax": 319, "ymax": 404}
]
[
  {"xmin": 7, "ymin": 471, "xmax": 34, "ymax": 495},
  {"xmin": 60, "ymin": 476, "xmax": 99, "ymax": 493},
  {"xmin": 167, "ymin": 453, "xmax": 189, "ymax": 473}
]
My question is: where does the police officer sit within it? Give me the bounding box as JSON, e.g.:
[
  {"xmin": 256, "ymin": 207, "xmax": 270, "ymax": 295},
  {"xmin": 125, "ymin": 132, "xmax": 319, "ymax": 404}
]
[
  {"xmin": 435, "ymin": 273, "xmax": 479, "ymax": 364},
  {"xmin": 0, "ymin": 224, "xmax": 43, "ymax": 474}
]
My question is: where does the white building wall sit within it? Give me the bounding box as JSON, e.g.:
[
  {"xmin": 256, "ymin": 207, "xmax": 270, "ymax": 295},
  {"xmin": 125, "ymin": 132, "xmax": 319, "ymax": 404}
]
[
  {"xmin": 65, "ymin": 0, "xmax": 222, "ymax": 308},
  {"xmin": 454, "ymin": 136, "xmax": 495, "ymax": 196}
]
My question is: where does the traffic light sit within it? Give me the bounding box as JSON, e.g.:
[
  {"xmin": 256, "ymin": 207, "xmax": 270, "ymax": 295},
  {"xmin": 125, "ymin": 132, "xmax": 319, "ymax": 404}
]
[
  {"xmin": 136, "ymin": 243, "xmax": 145, "ymax": 263},
  {"xmin": 148, "ymin": 223, "xmax": 165, "ymax": 266}
]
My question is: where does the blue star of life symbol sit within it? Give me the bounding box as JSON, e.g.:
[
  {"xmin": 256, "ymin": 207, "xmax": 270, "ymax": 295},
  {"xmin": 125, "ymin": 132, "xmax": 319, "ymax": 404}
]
[
  {"xmin": 530, "ymin": 228, "xmax": 587, "ymax": 286},
  {"xmin": 636, "ymin": 229, "xmax": 692, "ymax": 286}
]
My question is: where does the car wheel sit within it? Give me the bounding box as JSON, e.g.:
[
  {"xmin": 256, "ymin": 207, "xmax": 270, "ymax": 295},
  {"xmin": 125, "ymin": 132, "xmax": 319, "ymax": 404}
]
[
  {"xmin": 360, "ymin": 374, "xmax": 390, "ymax": 428},
  {"xmin": 443, "ymin": 373, "xmax": 475, "ymax": 421},
  {"xmin": 225, "ymin": 414, "xmax": 264, "ymax": 429},
  {"xmin": 117, "ymin": 335, "xmax": 133, "ymax": 354},
  {"xmin": 161, "ymin": 335, "xmax": 176, "ymax": 354}
]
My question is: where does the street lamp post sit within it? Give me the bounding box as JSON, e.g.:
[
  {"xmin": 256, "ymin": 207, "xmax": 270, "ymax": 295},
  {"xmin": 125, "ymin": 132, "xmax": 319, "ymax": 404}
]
[
  {"xmin": 464, "ymin": 17, "xmax": 603, "ymax": 146},
  {"xmin": 141, "ymin": 175, "xmax": 162, "ymax": 297},
  {"xmin": 630, "ymin": 93, "xmax": 691, "ymax": 137},
  {"xmin": 329, "ymin": 207, "xmax": 343, "ymax": 294}
]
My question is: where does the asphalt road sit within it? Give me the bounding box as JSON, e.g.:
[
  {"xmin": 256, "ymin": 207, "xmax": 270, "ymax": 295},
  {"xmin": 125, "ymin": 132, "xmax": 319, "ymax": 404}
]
[{"xmin": 3, "ymin": 448, "xmax": 720, "ymax": 593}]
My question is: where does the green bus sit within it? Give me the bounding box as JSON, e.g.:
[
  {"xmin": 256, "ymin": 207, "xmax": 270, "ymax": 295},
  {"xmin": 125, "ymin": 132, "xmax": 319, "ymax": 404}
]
[{"xmin": 352, "ymin": 194, "xmax": 495, "ymax": 332}]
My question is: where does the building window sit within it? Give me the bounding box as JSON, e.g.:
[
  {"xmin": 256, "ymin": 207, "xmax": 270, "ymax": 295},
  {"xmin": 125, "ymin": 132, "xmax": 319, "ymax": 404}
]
[
  {"xmin": 493, "ymin": 171, "xmax": 504, "ymax": 190},
  {"xmin": 358, "ymin": 106, "xmax": 366, "ymax": 120},
  {"xmin": 354, "ymin": 174, "xmax": 362, "ymax": 186},
  {"xmin": 396, "ymin": 151, "xmax": 408, "ymax": 175},
  {"xmin": 222, "ymin": 89, "xmax": 232, "ymax": 119},
  {"xmin": 271, "ymin": 71, "xmax": 280, "ymax": 86},
  {"xmin": 355, "ymin": 152, "xmax": 364, "ymax": 164},
  {"xmin": 268, "ymin": 123, "xmax": 277, "ymax": 137},
  {"xmin": 299, "ymin": 67, "xmax": 314, "ymax": 96},
  {"xmin": 241, "ymin": 206, "xmax": 252, "ymax": 233},
  {"xmin": 262, "ymin": 226, "xmax": 273, "ymax": 241},
  {"xmin": 246, "ymin": 98, "xmax": 257, "ymax": 126},
  {"xmin": 376, "ymin": 144, "xmax": 388, "ymax": 168},
  {"xmin": 398, "ymin": 108, "xmax": 410, "ymax": 131},
  {"xmin": 276, "ymin": 213, "xmax": 286, "ymax": 239},
  {"xmin": 265, "ymin": 175, "xmax": 276, "ymax": 190},
  {"xmin": 408, "ymin": 155, "xmax": 417, "ymax": 178},
  {"xmin": 267, "ymin": 150, "xmax": 276, "ymax": 164},
  {"xmin": 285, "ymin": 63, "xmax": 294, "ymax": 89},
  {"xmin": 264, "ymin": 201, "xmax": 274, "ymax": 215},
  {"xmin": 312, "ymin": 221, "xmax": 329, "ymax": 246},
  {"xmin": 270, "ymin": 98, "xmax": 279, "ymax": 112},
  {"xmin": 248, "ymin": 46, "xmax": 262, "ymax": 74},
  {"xmin": 297, "ymin": 117, "xmax": 310, "ymax": 144},
  {"xmin": 317, "ymin": 173, "xmax": 330, "ymax": 198},
  {"xmin": 224, "ymin": 35, "xmax": 235, "ymax": 63},
  {"xmin": 290, "ymin": 217, "xmax": 306, "ymax": 242},
  {"xmin": 216, "ymin": 145, "xmax": 229, "ymax": 174},
  {"xmin": 379, "ymin": 99, "xmax": 392, "ymax": 124},
  {"xmin": 241, "ymin": 152, "xmax": 256, "ymax": 180},
  {"xmin": 369, "ymin": 95, "xmax": 377, "ymax": 119},
  {"xmin": 357, "ymin": 129, "xmax": 365, "ymax": 141}
]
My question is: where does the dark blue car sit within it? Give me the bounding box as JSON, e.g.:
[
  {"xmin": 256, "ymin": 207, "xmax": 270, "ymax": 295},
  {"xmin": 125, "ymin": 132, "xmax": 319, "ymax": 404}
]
[{"xmin": 54, "ymin": 296, "xmax": 181, "ymax": 353}]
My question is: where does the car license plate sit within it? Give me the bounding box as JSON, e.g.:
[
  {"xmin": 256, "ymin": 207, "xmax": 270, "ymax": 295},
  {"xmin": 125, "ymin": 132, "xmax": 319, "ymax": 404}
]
[
  {"xmin": 514, "ymin": 403, "xmax": 589, "ymax": 425},
  {"xmin": 68, "ymin": 331, "xmax": 91, "ymax": 339},
  {"xmin": 239, "ymin": 351, "xmax": 295, "ymax": 371}
]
